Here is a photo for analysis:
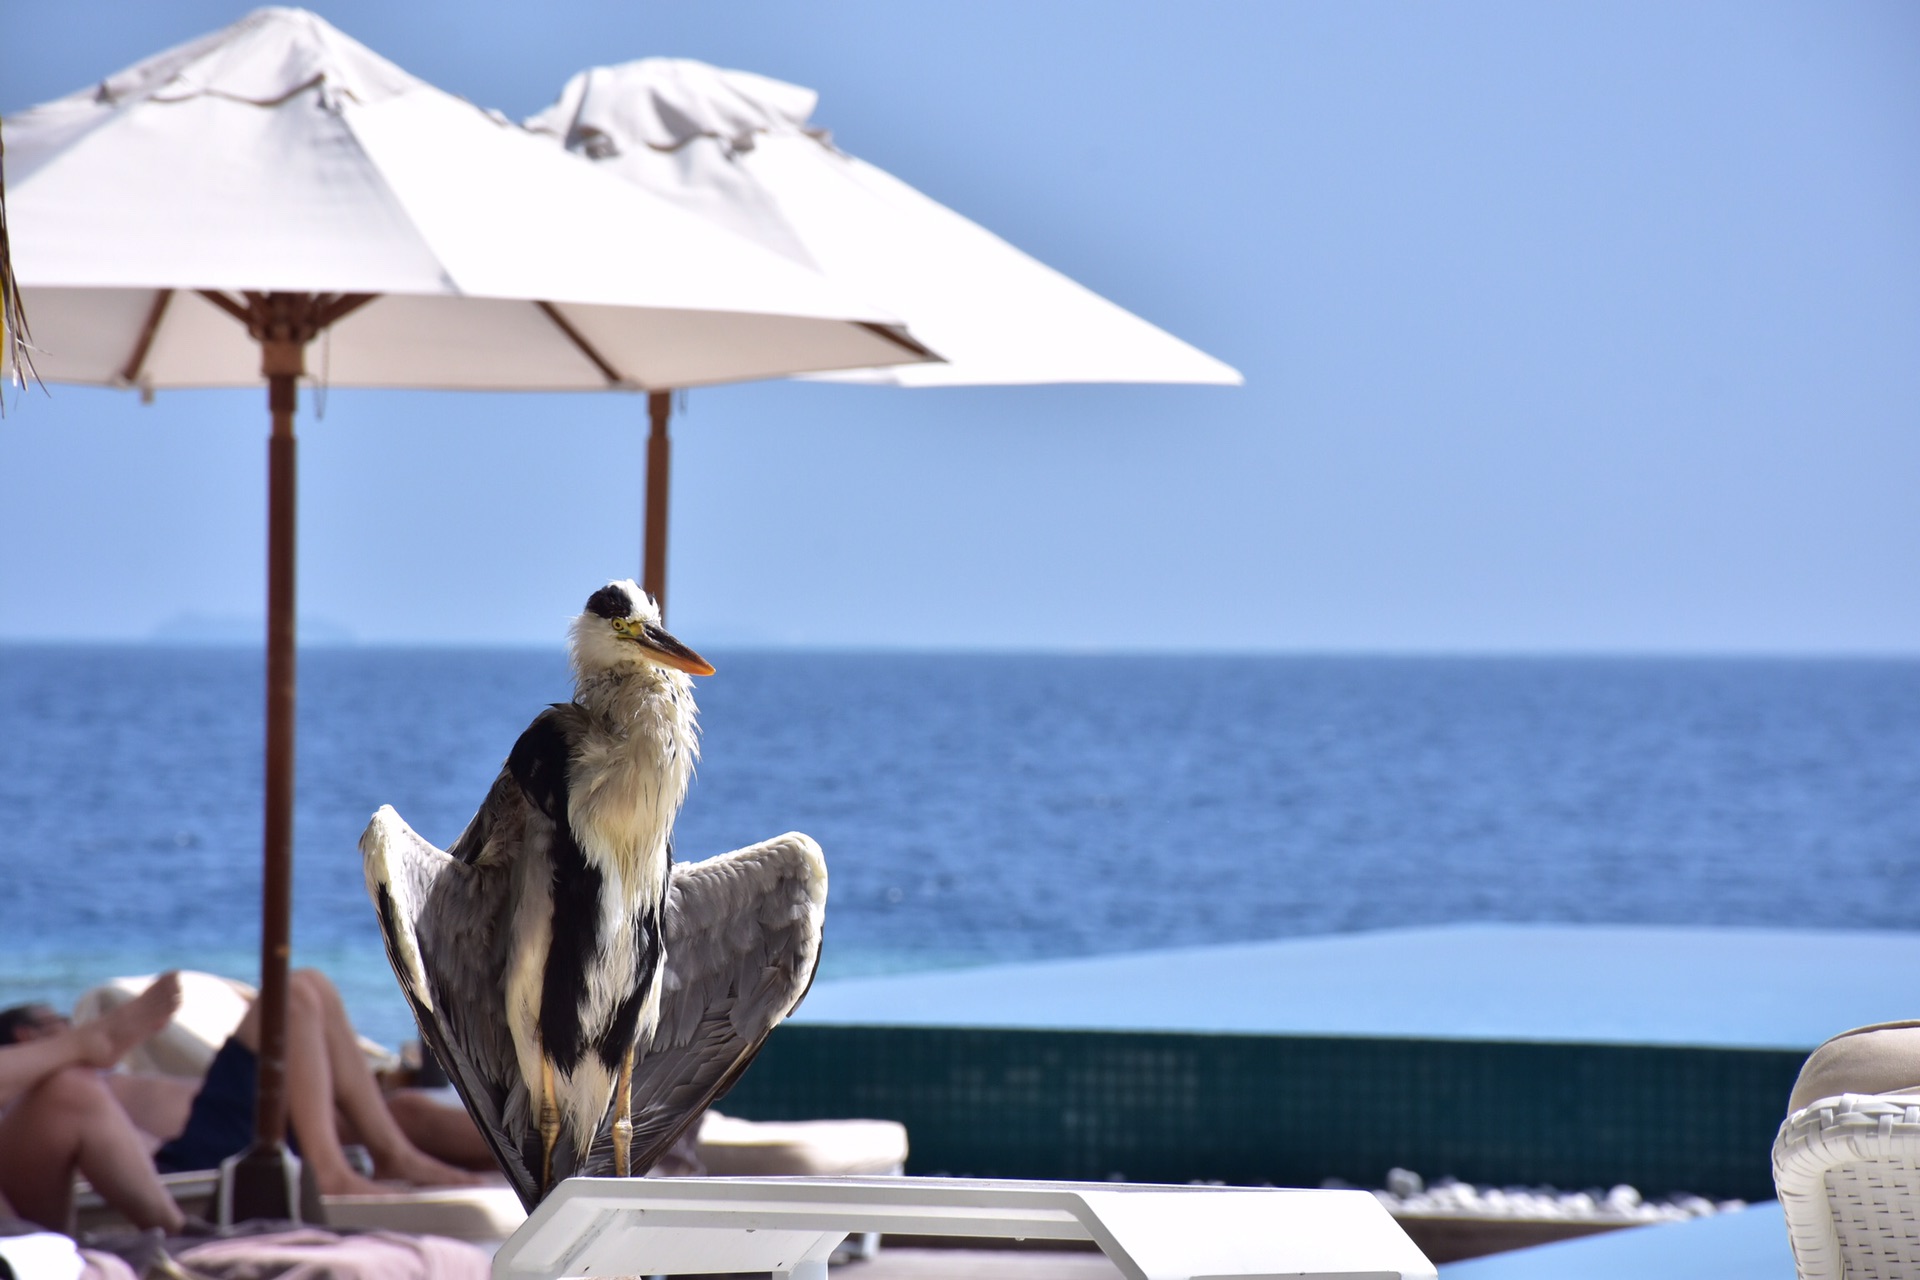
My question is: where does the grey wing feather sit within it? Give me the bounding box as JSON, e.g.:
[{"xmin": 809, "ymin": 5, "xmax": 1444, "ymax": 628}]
[
  {"xmin": 576, "ymin": 831, "xmax": 827, "ymax": 1177},
  {"xmin": 361, "ymin": 802, "xmax": 543, "ymax": 1207},
  {"xmin": 444, "ymin": 763, "xmax": 517, "ymax": 865}
]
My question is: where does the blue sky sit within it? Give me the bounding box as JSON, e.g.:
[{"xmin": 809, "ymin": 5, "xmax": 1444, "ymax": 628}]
[{"xmin": 3, "ymin": 1, "xmax": 1915, "ymax": 652}]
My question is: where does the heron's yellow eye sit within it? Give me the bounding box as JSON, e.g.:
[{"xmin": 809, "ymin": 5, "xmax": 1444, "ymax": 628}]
[{"xmin": 611, "ymin": 617, "xmax": 633, "ymax": 636}]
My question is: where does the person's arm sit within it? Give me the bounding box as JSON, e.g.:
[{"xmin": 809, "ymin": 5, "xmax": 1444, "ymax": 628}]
[{"xmin": 0, "ymin": 974, "xmax": 182, "ymax": 1110}]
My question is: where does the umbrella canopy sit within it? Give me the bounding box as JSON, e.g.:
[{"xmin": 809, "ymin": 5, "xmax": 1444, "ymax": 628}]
[
  {"xmin": 526, "ymin": 59, "xmax": 1240, "ymax": 607},
  {"xmin": 526, "ymin": 58, "xmax": 1241, "ymax": 388},
  {"xmin": 3, "ymin": 8, "xmax": 936, "ymax": 1219},
  {"xmin": 10, "ymin": 14, "xmax": 932, "ymax": 391}
]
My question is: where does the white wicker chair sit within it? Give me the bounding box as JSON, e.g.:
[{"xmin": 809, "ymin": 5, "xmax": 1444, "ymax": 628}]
[{"xmin": 1774, "ymin": 1092, "xmax": 1920, "ymax": 1280}]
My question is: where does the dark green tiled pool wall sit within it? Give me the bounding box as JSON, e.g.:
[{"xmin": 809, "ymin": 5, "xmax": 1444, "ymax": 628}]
[{"xmin": 720, "ymin": 1025, "xmax": 1806, "ymax": 1202}]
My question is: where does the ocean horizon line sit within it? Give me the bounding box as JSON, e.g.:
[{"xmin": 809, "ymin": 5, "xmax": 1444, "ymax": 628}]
[{"xmin": 1, "ymin": 636, "xmax": 1917, "ymax": 662}]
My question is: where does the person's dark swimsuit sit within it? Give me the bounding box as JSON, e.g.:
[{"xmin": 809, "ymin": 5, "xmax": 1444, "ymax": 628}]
[{"xmin": 153, "ymin": 1038, "xmax": 298, "ymax": 1172}]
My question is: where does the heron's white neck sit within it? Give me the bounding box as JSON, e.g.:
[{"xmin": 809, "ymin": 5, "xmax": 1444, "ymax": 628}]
[{"xmin": 567, "ymin": 664, "xmax": 699, "ymax": 905}]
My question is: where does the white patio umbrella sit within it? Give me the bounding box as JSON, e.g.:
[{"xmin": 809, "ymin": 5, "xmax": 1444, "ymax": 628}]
[
  {"xmin": 526, "ymin": 59, "xmax": 1241, "ymax": 611},
  {"xmin": 4, "ymin": 8, "xmax": 932, "ymax": 1218},
  {"xmin": 0, "ymin": 128, "xmax": 32, "ymax": 396}
]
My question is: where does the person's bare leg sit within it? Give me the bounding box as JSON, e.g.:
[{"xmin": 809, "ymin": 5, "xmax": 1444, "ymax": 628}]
[
  {"xmin": 232, "ymin": 972, "xmax": 476, "ymax": 1191},
  {"xmin": 382, "ymin": 1089, "xmax": 496, "ymax": 1170},
  {"xmin": 79, "ymin": 973, "xmax": 183, "ymax": 1068},
  {"xmin": 291, "ymin": 970, "xmax": 479, "ymax": 1187},
  {"xmin": 0, "ymin": 1066, "xmax": 184, "ymax": 1233},
  {"xmin": 231, "ymin": 974, "xmax": 381, "ymax": 1196}
]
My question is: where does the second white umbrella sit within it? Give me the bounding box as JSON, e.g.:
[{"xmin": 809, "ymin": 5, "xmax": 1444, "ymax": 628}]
[{"xmin": 528, "ymin": 58, "xmax": 1240, "ymax": 606}]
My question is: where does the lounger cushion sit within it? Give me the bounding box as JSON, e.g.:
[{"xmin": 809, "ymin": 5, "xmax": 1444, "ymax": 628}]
[
  {"xmin": 352, "ymin": 1089, "xmax": 908, "ymax": 1180},
  {"xmin": 323, "ymin": 1187, "xmax": 528, "ymax": 1245},
  {"xmin": 696, "ymin": 1110, "xmax": 908, "ymax": 1176},
  {"xmin": 73, "ymin": 972, "xmax": 254, "ymax": 1079},
  {"xmin": 1788, "ymin": 1020, "xmax": 1920, "ymax": 1112}
]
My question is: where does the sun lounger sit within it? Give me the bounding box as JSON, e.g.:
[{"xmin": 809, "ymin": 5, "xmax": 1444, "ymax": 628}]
[
  {"xmin": 325, "ymin": 1185, "xmax": 528, "ymax": 1244},
  {"xmin": 696, "ymin": 1110, "xmax": 906, "ymax": 1176},
  {"xmin": 1774, "ymin": 1094, "xmax": 1920, "ymax": 1280},
  {"xmin": 492, "ymin": 1175, "xmax": 1437, "ymax": 1280},
  {"xmin": 74, "ymin": 1169, "xmax": 221, "ymax": 1235},
  {"xmin": 1771, "ymin": 1020, "xmax": 1920, "ymax": 1279},
  {"xmin": 75, "ymin": 1169, "xmax": 528, "ymax": 1246}
]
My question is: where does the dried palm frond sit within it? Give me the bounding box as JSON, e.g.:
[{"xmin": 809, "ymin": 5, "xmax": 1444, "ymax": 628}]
[{"xmin": 0, "ymin": 117, "xmax": 42, "ymax": 406}]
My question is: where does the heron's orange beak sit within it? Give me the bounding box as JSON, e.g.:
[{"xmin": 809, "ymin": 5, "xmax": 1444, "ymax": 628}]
[{"xmin": 632, "ymin": 621, "xmax": 714, "ymax": 676}]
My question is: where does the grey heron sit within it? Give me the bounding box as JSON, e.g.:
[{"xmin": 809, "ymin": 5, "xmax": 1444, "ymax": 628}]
[{"xmin": 361, "ymin": 580, "xmax": 826, "ymax": 1206}]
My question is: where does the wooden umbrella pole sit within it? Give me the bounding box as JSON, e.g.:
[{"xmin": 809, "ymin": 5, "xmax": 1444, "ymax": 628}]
[
  {"xmin": 188, "ymin": 290, "xmax": 374, "ymax": 1224},
  {"xmin": 257, "ymin": 348, "xmax": 299, "ymax": 1146},
  {"xmin": 643, "ymin": 390, "xmax": 672, "ymax": 618},
  {"xmin": 226, "ymin": 314, "xmax": 306, "ymax": 1223}
]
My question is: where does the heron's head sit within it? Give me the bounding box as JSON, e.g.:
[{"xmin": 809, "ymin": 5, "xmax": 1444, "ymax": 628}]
[{"xmin": 569, "ymin": 579, "xmax": 715, "ymax": 681}]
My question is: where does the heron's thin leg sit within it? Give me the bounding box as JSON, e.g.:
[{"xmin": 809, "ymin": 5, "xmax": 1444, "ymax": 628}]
[
  {"xmin": 539, "ymin": 1058, "xmax": 560, "ymax": 1191},
  {"xmin": 612, "ymin": 1043, "xmax": 636, "ymax": 1177}
]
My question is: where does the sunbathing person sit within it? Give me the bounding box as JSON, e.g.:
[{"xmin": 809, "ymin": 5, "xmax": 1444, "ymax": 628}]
[
  {"xmin": 2, "ymin": 968, "xmax": 482, "ymax": 1205},
  {"xmin": 0, "ymin": 972, "xmax": 187, "ymax": 1233}
]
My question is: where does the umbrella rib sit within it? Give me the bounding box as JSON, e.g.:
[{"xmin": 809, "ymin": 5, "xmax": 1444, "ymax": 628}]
[
  {"xmin": 198, "ymin": 289, "xmax": 253, "ymax": 327},
  {"xmin": 314, "ymin": 293, "xmax": 378, "ymax": 329},
  {"xmin": 118, "ymin": 289, "xmax": 174, "ymax": 385},
  {"xmin": 197, "ymin": 291, "xmax": 376, "ymax": 346},
  {"xmin": 536, "ymin": 300, "xmax": 626, "ymax": 387},
  {"xmin": 856, "ymin": 321, "xmax": 940, "ymax": 361}
]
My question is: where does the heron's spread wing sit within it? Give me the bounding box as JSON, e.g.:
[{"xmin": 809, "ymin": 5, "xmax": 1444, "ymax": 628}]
[
  {"xmin": 363, "ymin": 704, "xmax": 597, "ymax": 1209},
  {"xmin": 362, "ymin": 801, "xmax": 542, "ymax": 1206},
  {"xmin": 580, "ymin": 832, "xmax": 827, "ymax": 1176}
]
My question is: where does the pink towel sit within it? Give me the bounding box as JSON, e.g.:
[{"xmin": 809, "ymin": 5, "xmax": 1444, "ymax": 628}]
[{"xmin": 173, "ymin": 1228, "xmax": 487, "ymax": 1280}]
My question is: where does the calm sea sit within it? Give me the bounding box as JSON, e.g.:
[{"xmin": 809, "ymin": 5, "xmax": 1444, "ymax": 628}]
[{"xmin": 2, "ymin": 647, "xmax": 1916, "ymax": 1048}]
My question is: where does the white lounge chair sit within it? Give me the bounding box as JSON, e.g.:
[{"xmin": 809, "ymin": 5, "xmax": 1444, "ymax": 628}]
[
  {"xmin": 1773, "ymin": 1020, "xmax": 1920, "ymax": 1280},
  {"xmin": 492, "ymin": 1175, "xmax": 1437, "ymax": 1280},
  {"xmin": 1775, "ymin": 1094, "xmax": 1920, "ymax": 1280}
]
